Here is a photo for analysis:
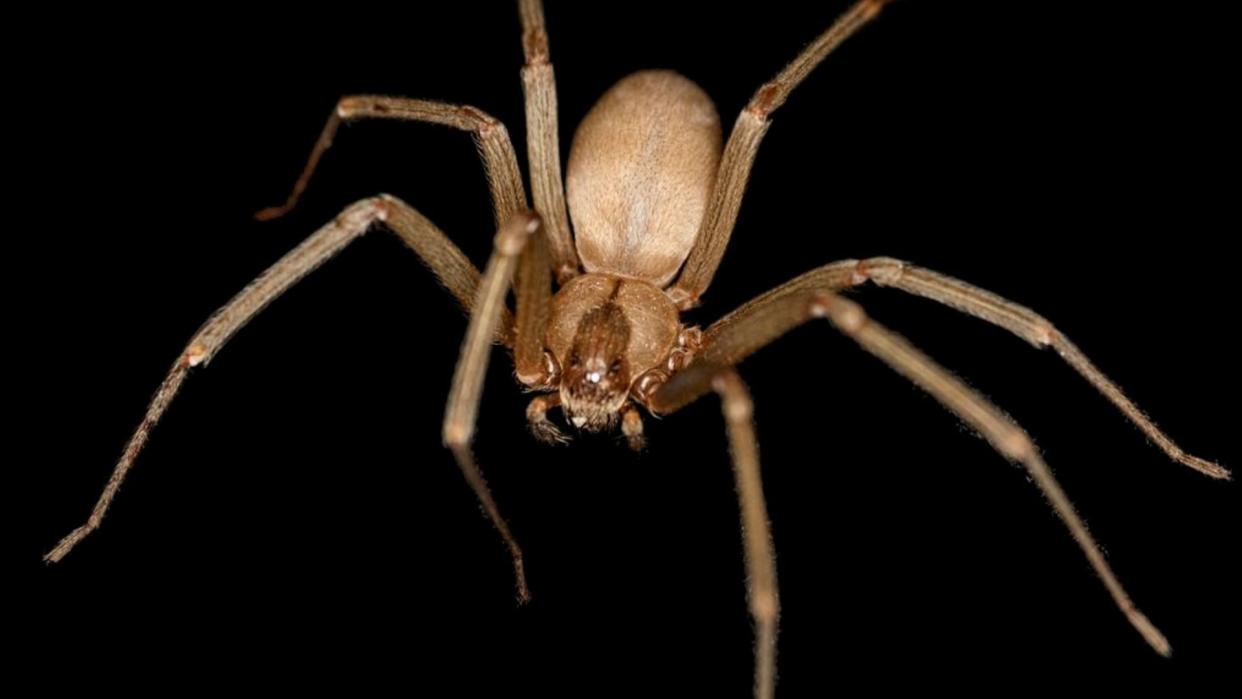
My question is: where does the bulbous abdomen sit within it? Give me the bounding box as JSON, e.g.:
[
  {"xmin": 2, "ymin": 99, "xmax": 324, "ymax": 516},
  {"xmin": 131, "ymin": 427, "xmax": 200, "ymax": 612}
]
[{"xmin": 566, "ymin": 70, "xmax": 722, "ymax": 288}]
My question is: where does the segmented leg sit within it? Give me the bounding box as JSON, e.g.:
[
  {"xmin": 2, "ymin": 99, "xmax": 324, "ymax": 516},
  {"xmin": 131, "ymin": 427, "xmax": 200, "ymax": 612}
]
[
  {"xmin": 714, "ymin": 371, "xmax": 780, "ymax": 699},
  {"xmin": 443, "ymin": 211, "xmax": 543, "ymax": 603},
  {"xmin": 852, "ymin": 257, "xmax": 1228, "ymax": 479},
  {"xmin": 668, "ymin": 0, "xmax": 891, "ymax": 308},
  {"xmin": 46, "ymin": 195, "xmax": 498, "ymax": 562},
  {"xmin": 652, "ymin": 287, "xmax": 1177, "ymax": 656},
  {"xmin": 688, "ymin": 257, "xmax": 1226, "ymax": 480},
  {"xmin": 518, "ymin": 0, "xmax": 579, "ymax": 281},
  {"xmin": 513, "ymin": 218, "xmax": 554, "ymax": 386},
  {"xmin": 255, "ymin": 97, "xmax": 526, "ymax": 228}
]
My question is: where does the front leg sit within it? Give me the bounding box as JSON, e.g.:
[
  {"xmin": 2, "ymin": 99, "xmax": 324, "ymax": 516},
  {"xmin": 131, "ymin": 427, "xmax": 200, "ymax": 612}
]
[{"xmin": 443, "ymin": 211, "xmax": 543, "ymax": 603}]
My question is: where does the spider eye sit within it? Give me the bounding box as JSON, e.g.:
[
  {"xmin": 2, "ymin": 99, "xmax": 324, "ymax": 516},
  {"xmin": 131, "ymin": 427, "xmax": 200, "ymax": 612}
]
[
  {"xmin": 570, "ymin": 353, "xmax": 581, "ymax": 368},
  {"xmin": 609, "ymin": 360, "xmax": 622, "ymax": 374}
]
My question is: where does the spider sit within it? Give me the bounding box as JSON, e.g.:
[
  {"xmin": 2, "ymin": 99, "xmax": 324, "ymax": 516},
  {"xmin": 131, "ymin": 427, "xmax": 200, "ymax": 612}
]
[{"xmin": 45, "ymin": 1, "xmax": 1231, "ymax": 695}]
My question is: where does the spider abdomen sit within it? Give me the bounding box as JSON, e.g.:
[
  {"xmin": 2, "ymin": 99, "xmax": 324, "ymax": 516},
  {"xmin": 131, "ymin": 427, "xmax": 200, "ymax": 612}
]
[{"xmin": 566, "ymin": 70, "xmax": 722, "ymax": 288}]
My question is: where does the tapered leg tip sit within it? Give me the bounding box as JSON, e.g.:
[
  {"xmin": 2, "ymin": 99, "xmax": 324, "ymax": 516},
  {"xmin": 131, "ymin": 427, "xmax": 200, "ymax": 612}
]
[
  {"xmin": 1180, "ymin": 454, "xmax": 1231, "ymax": 481},
  {"xmin": 512, "ymin": 557, "xmax": 532, "ymax": 606},
  {"xmin": 1129, "ymin": 609, "xmax": 1172, "ymax": 657},
  {"xmin": 44, "ymin": 526, "xmax": 90, "ymax": 563},
  {"xmin": 254, "ymin": 204, "xmax": 292, "ymax": 222}
]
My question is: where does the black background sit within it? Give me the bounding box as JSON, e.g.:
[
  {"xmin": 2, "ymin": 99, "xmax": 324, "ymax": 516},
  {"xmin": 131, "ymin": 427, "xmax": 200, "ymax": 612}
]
[{"xmin": 19, "ymin": 0, "xmax": 1240, "ymax": 694}]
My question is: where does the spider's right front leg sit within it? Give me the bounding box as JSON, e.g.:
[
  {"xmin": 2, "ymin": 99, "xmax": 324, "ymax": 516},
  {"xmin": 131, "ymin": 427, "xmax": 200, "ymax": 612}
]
[
  {"xmin": 46, "ymin": 194, "xmax": 509, "ymax": 563},
  {"xmin": 442, "ymin": 211, "xmax": 544, "ymax": 603}
]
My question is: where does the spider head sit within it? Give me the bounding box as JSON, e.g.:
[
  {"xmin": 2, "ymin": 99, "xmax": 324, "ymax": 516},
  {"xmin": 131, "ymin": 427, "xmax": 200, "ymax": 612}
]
[{"xmin": 560, "ymin": 302, "xmax": 631, "ymax": 431}]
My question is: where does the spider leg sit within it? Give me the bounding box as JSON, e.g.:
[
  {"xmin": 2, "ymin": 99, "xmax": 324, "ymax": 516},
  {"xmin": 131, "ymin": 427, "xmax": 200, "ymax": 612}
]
[
  {"xmin": 255, "ymin": 97, "xmax": 526, "ymax": 228},
  {"xmin": 443, "ymin": 211, "xmax": 543, "ymax": 603},
  {"xmin": 669, "ymin": 0, "xmax": 891, "ymax": 308},
  {"xmin": 518, "ymin": 0, "xmax": 579, "ymax": 281},
  {"xmin": 714, "ymin": 371, "xmax": 779, "ymax": 699},
  {"xmin": 652, "ymin": 288, "xmax": 1174, "ymax": 657},
  {"xmin": 46, "ymin": 195, "xmax": 504, "ymax": 562},
  {"xmin": 850, "ymin": 257, "xmax": 1229, "ymax": 479},
  {"xmin": 691, "ymin": 258, "xmax": 1226, "ymax": 480},
  {"xmin": 513, "ymin": 219, "xmax": 554, "ymax": 386}
]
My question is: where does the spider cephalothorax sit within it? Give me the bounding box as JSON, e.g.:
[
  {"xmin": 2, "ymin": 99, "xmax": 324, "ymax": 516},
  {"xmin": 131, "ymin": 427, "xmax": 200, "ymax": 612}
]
[{"xmin": 544, "ymin": 273, "xmax": 682, "ymax": 436}]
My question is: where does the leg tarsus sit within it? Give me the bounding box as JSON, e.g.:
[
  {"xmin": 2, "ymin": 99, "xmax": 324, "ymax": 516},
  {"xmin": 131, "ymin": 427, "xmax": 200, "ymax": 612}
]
[
  {"xmin": 45, "ymin": 359, "xmax": 191, "ymax": 562},
  {"xmin": 446, "ymin": 440, "xmax": 532, "ymax": 604}
]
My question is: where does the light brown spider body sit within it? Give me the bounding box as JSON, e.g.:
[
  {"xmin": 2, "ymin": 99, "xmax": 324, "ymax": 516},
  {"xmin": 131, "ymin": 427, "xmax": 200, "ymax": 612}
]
[
  {"xmin": 47, "ymin": 2, "xmax": 1228, "ymax": 697},
  {"xmin": 536, "ymin": 70, "xmax": 719, "ymax": 440}
]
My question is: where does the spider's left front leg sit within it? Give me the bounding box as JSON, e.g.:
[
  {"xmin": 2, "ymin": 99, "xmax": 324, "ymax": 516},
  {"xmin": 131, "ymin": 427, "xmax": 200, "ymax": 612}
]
[{"xmin": 650, "ymin": 283, "xmax": 1175, "ymax": 664}]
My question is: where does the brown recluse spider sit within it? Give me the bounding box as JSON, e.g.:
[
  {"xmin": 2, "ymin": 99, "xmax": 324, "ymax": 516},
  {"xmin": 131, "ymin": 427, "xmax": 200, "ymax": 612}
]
[{"xmin": 46, "ymin": 1, "xmax": 1230, "ymax": 695}]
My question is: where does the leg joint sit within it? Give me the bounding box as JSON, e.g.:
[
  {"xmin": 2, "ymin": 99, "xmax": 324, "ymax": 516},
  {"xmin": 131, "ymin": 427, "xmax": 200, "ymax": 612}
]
[
  {"xmin": 712, "ymin": 371, "xmax": 754, "ymax": 421},
  {"xmin": 856, "ymin": 257, "xmax": 907, "ymax": 286},
  {"xmin": 457, "ymin": 105, "xmax": 502, "ymax": 134},
  {"xmin": 809, "ymin": 292, "xmax": 868, "ymax": 334},
  {"xmin": 749, "ymin": 588, "xmax": 780, "ymax": 624},
  {"xmin": 442, "ymin": 421, "xmax": 473, "ymax": 449},
  {"xmin": 746, "ymin": 82, "xmax": 783, "ymax": 119},
  {"xmin": 997, "ymin": 428, "xmax": 1035, "ymax": 462},
  {"xmin": 336, "ymin": 95, "xmax": 376, "ymax": 119}
]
